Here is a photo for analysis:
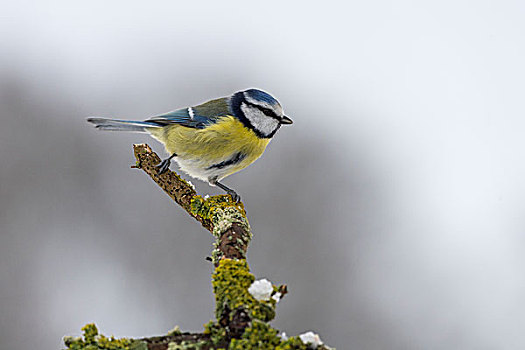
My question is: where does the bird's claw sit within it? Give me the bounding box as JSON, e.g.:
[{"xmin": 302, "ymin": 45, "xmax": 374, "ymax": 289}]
[
  {"xmin": 227, "ymin": 189, "xmax": 241, "ymax": 203},
  {"xmin": 209, "ymin": 178, "xmax": 241, "ymax": 202},
  {"xmin": 156, "ymin": 159, "xmax": 171, "ymax": 174}
]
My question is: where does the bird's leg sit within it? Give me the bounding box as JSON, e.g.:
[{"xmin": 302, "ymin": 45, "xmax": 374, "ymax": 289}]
[
  {"xmin": 210, "ymin": 178, "xmax": 241, "ymax": 202},
  {"xmin": 216, "ymin": 182, "xmax": 241, "ymax": 202},
  {"xmin": 156, "ymin": 153, "xmax": 177, "ymax": 174}
]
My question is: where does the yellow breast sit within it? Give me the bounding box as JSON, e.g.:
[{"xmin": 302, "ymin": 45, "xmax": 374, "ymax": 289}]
[{"xmin": 147, "ymin": 116, "xmax": 271, "ymax": 181}]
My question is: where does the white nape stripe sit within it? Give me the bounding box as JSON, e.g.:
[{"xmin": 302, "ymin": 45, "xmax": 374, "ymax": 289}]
[{"xmin": 188, "ymin": 107, "xmax": 195, "ymax": 120}]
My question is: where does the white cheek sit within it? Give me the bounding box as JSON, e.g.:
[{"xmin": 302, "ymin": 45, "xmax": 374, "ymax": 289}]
[{"xmin": 241, "ymin": 104, "xmax": 279, "ymax": 136}]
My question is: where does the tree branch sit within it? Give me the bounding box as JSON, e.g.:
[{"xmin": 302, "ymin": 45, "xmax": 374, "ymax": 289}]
[{"xmin": 132, "ymin": 143, "xmax": 251, "ymax": 263}]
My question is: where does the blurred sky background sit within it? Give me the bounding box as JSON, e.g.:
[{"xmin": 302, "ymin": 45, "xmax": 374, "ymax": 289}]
[{"xmin": 1, "ymin": 1, "xmax": 525, "ymax": 349}]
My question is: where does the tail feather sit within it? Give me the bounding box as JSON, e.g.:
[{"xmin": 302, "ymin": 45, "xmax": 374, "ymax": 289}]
[{"xmin": 87, "ymin": 118, "xmax": 162, "ymax": 132}]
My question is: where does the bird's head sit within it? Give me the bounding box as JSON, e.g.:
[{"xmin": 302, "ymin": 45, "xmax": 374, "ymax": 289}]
[{"xmin": 230, "ymin": 88, "xmax": 293, "ymax": 138}]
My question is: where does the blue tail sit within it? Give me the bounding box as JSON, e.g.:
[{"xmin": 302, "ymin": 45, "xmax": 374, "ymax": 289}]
[{"xmin": 87, "ymin": 118, "xmax": 162, "ymax": 132}]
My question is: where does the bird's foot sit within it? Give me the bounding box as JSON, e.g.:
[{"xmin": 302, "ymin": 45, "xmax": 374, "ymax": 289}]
[
  {"xmin": 211, "ymin": 178, "xmax": 242, "ymax": 202},
  {"xmin": 226, "ymin": 189, "xmax": 241, "ymax": 203},
  {"xmin": 156, "ymin": 158, "xmax": 172, "ymax": 174},
  {"xmin": 156, "ymin": 153, "xmax": 177, "ymax": 174}
]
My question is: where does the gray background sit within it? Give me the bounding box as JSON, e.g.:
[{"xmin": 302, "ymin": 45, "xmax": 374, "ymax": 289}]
[{"xmin": 1, "ymin": 1, "xmax": 524, "ymax": 349}]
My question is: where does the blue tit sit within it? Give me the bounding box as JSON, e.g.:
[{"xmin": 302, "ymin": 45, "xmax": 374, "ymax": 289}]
[{"xmin": 87, "ymin": 88, "xmax": 293, "ymax": 201}]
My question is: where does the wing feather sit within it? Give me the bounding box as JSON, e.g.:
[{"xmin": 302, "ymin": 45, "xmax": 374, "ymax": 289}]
[{"xmin": 145, "ymin": 97, "xmax": 231, "ymax": 129}]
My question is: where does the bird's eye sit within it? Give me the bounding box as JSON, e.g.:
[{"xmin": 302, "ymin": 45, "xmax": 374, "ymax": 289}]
[
  {"xmin": 244, "ymin": 100, "xmax": 280, "ymax": 120},
  {"xmin": 257, "ymin": 106, "xmax": 279, "ymax": 119}
]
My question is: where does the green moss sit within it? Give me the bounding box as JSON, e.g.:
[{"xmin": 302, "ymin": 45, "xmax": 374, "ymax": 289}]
[
  {"xmin": 229, "ymin": 321, "xmax": 317, "ymax": 350},
  {"xmin": 203, "ymin": 320, "xmax": 228, "ymax": 347},
  {"xmin": 82, "ymin": 324, "xmax": 99, "ymax": 343},
  {"xmin": 190, "ymin": 195, "xmax": 245, "ymax": 222},
  {"xmin": 167, "ymin": 340, "xmax": 208, "ymax": 350},
  {"xmin": 212, "ymin": 259, "xmax": 275, "ymax": 323},
  {"xmin": 228, "ymin": 321, "xmax": 281, "ymax": 350},
  {"xmin": 210, "ymin": 260, "xmax": 335, "ymax": 349},
  {"xmin": 191, "ymin": 196, "xmax": 252, "ymax": 263},
  {"xmin": 63, "ymin": 324, "xmax": 147, "ymax": 350},
  {"xmin": 167, "ymin": 325, "xmax": 182, "ymax": 336}
]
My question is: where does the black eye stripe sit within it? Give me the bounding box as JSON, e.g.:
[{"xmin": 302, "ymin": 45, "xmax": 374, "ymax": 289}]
[{"xmin": 244, "ymin": 101, "xmax": 280, "ymax": 120}]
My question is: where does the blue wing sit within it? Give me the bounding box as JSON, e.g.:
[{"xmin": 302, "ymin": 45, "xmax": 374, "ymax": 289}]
[
  {"xmin": 145, "ymin": 97, "xmax": 231, "ymax": 129},
  {"xmin": 146, "ymin": 108, "xmax": 210, "ymax": 129}
]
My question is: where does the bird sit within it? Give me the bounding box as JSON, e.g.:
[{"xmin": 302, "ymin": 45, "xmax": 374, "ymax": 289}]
[{"xmin": 87, "ymin": 88, "xmax": 293, "ymax": 202}]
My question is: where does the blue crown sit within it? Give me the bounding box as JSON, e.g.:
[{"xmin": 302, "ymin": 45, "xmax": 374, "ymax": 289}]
[{"xmin": 244, "ymin": 89, "xmax": 279, "ymax": 106}]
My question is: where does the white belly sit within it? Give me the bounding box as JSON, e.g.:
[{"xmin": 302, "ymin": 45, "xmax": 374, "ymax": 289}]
[{"xmin": 174, "ymin": 157, "xmax": 226, "ymax": 182}]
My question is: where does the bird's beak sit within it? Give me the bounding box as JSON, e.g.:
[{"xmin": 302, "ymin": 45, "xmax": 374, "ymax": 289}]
[{"xmin": 281, "ymin": 116, "xmax": 293, "ymax": 125}]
